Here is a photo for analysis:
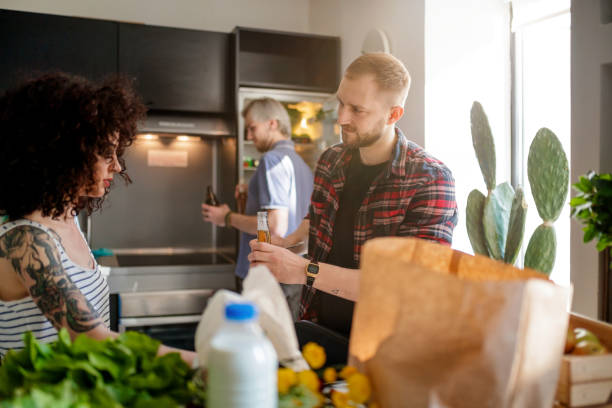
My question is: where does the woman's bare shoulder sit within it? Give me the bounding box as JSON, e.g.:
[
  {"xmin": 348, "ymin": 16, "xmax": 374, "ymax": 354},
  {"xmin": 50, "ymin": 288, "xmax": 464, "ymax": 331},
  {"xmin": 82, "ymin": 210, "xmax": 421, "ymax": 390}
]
[{"xmin": 0, "ymin": 224, "xmax": 60, "ymax": 301}]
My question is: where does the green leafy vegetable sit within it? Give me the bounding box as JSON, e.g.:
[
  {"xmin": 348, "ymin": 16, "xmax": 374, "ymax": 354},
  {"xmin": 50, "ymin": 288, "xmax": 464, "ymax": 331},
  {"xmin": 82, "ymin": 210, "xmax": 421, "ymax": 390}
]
[{"xmin": 0, "ymin": 329, "xmax": 205, "ymax": 407}]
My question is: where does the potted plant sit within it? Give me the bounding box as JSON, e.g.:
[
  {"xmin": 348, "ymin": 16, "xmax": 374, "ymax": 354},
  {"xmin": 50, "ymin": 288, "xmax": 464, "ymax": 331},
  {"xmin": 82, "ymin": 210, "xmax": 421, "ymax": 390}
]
[{"xmin": 570, "ymin": 171, "xmax": 612, "ymax": 264}]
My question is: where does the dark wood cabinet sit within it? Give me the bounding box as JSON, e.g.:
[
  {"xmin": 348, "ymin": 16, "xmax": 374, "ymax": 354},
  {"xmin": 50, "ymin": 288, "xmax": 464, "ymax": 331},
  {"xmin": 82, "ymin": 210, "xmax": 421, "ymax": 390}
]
[
  {"xmin": 1, "ymin": 11, "xmax": 338, "ymax": 112},
  {"xmin": 119, "ymin": 24, "xmax": 230, "ymax": 113},
  {"xmin": 234, "ymin": 27, "xmax": 340, "ymax": 93},
  {"xmin": 0, "ymin": 10, "xmax": 117, "ymax": 92}
]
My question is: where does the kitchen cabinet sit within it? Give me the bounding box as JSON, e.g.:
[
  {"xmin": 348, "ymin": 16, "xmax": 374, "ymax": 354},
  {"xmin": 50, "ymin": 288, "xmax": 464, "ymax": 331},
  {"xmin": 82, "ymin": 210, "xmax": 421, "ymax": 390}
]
[
  {"xmin": 119, "ymin": 23, "xmax": 230, "ymax": 113},
  {"xmin": 0, "ymin": 9, "xmax": 117, "ymax": 92},
  {"xmin": 234, "ymin": 27, "xmax": 340, "ymax": 93}
]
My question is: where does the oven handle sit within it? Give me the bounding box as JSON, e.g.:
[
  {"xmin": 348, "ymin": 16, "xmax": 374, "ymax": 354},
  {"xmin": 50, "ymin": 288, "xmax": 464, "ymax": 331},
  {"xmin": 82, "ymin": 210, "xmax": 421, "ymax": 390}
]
[{"xmin": 118, "ymin": 314, "xmax": 202, "ymax": 333}]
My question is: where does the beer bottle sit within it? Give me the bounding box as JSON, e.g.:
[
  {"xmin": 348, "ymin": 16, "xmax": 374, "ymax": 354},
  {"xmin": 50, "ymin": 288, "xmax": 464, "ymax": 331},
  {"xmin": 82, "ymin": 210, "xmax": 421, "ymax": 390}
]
[
  {"xmin": 236, "ymin": 179, "xmax": 247, "ymax": 214},
  {"xmin": 206, "ymin": 185, "xmax": 220, "ymax": 206},
  {"xmin": 257, "ymin": 211, "xmax": 271, "ymax": 243}
]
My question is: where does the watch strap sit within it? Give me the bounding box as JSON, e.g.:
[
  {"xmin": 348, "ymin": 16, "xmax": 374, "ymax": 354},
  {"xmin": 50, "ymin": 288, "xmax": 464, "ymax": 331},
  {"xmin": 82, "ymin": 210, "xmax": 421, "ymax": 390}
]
[
  {"xmin": 300, "ymin": 257, "xmax": 319, "ymax": 319},
  {"xmin": 305, "ymin": 260, "xmax": 319, "ymax": 288}
]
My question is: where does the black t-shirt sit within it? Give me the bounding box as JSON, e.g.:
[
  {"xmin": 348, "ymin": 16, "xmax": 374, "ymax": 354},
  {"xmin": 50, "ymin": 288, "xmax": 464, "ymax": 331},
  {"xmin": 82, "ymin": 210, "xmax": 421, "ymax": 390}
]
[{"xmin": 311, "ymin": 151, "xmax": 389, "ymax": 337}]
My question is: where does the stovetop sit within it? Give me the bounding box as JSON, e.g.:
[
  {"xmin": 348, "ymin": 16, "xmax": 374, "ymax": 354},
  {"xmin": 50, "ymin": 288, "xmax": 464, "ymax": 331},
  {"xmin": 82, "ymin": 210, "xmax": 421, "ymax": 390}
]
[{"xmin": 115, "ymin": 252, "xmax": 234, "ymax": 267}]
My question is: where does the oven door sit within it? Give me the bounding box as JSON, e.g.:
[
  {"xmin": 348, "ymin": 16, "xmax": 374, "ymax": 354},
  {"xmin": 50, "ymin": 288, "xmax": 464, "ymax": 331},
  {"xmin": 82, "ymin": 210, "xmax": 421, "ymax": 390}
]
[
  {"xmin": 115, "ymin": 289, "xmax": 212, "ymax": 351},
  {"xmin": 118, "ymin": 315, "xmax": 202, "ymax": 351}
]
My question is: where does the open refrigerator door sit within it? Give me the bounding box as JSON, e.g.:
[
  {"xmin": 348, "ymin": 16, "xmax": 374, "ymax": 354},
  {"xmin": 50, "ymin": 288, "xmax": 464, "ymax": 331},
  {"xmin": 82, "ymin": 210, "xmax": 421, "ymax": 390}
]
[{"xmin": 237, "ymin": 87, "xmax": 339, "ymax": 184}]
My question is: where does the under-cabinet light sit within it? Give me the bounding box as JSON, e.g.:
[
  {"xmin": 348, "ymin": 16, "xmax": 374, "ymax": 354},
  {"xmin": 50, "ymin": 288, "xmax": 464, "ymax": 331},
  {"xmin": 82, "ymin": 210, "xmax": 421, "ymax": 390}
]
[
  {"xmin": 176, "ymin": 135, "xmax": 200, "ymax": 142},
  {"xmin": 138, "ymin": 134, "xmax": 159, "ymax": 141}
]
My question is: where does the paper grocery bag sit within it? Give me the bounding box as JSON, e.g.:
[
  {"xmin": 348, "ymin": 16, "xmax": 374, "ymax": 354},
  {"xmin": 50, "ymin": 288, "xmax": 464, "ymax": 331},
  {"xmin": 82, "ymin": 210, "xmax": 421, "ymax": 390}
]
[{"xmin": 349, "ymin": 237, "xmax": 572, "ymax": 408}]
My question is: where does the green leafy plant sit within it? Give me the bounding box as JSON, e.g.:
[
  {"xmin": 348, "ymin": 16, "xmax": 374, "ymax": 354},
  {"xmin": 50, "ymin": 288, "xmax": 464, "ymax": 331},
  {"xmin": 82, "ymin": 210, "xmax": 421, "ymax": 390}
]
[
  {"xmin": 0, "ymin": 329, "xmax": 204, "ymax": 408},
  {"xmin": 570, "ymin": 171, "xmax": 612, "ymax": 254},
  {"xmin": 466, "ymin": 101, "xmax": 569, "ymax": 275}
]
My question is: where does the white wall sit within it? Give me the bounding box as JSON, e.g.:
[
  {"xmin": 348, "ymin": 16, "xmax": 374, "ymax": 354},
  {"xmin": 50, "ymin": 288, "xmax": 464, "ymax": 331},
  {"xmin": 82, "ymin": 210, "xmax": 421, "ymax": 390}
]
[
  {"xmin": 571, "ymin": 0, "xmax": 612, "ymax": 318},
  {"xmin": 0, "ymin": 0, "xmax": 310, "ymax": 33},
  {"xmin": 309, "ymin": 0, "xmax": 426, "ymax": 147},
  {"xmin": 424, "ymin": 0, "xmax": 511, "ymax": 254}
]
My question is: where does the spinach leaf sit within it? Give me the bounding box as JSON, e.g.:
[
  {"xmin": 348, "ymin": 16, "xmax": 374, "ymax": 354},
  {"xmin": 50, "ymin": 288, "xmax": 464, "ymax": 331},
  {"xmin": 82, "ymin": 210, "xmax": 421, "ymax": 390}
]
[{"xmin": 0, "ymin": 329, "xmax": 202, "ymax": 407}]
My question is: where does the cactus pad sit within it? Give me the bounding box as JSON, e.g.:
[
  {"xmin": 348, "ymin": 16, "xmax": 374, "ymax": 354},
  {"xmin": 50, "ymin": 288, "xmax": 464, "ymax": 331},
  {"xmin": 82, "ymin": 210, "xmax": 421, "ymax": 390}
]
[
  {"xmin": 524, "ymin": 224, "xmax": 557, "ymax": 275},
  {"xmin": 483, "ymin": 182, "xmax": 515, "ymax": 260},
  {"xmin": 527, "ymin": 128, "xmax": 569, "ymax": 222},
  {"xmin": 504, "ymin": 187, "xmax": 527, "ymax": 265},
  {"xmin": 470, "ymin": 101, "xmax": 496, "ymax": 192},
  {"xmin": 466, "ymin": 189, "xmax": 489, "ymax": 256}
]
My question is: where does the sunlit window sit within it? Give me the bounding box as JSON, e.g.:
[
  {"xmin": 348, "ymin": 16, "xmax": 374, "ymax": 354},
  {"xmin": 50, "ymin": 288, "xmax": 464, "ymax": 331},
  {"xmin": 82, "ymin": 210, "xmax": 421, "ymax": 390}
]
[
  {"xmin": 426, "ymin": 0, "xmax": 571, "ymax": 285},
  {"xmin": 425, "ymin": 0, "xmax": 511, "ymax": 256},
  {"xmin": 514, "ymin": 11, "xmax": 571, "ymax": 286}
]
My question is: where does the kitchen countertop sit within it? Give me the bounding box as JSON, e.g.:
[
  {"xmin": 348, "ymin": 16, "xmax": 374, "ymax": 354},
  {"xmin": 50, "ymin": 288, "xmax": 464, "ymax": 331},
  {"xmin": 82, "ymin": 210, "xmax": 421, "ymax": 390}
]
[{"xmin": 97, "ymin": 248, "xmax": 236, "ymax": 294}]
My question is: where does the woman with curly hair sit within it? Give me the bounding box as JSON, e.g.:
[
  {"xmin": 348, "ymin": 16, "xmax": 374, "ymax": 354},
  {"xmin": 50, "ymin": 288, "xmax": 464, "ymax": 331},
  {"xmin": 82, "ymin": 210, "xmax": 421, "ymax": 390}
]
[{"xmin": 0, "ymin": 73, "xmax": 196, "ymax": 365}]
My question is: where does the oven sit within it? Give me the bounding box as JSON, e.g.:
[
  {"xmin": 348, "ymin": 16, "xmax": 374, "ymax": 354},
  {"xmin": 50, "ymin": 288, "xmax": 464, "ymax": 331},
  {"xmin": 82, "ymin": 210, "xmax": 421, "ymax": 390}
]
[
  {"xmin": 101, "ymin": 249, "xmax": 236, "ymax": 351},
  {"xmin": 115, "ymin": 289, "xmax": 210, "ymax": 350}
]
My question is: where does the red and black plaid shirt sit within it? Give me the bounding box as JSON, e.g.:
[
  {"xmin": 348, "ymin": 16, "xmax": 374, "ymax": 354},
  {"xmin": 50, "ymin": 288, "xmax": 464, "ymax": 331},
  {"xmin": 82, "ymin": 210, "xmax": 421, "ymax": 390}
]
[
  {"xmin": 307, "ymin": 127, "xmax": 458, "ymax": 264},
  {"xmin": 300, "ymin": 128, "xmax": 458, "ymax": 319}
]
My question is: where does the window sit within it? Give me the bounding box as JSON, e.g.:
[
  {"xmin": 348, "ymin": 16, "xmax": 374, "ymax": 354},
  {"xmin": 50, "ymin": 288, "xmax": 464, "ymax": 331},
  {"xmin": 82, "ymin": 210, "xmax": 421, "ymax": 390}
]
[
  {"xmin": 425, "ymin": 0, "xmax": 512, "ymax": 256},
  {"xmin": 425, "ymin": 0, "xmax": 571, "ymax": 285},
  {"xmin": 513, "ymin": 10, "xmax": 571, "ymax": 285}
]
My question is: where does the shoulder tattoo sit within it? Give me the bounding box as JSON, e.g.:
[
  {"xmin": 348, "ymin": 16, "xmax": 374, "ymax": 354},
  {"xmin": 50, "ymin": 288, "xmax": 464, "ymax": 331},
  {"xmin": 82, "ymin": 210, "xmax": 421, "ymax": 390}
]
[{"xmin": 0, "ymin": 226, "xmax": 100, "ymax": 332}]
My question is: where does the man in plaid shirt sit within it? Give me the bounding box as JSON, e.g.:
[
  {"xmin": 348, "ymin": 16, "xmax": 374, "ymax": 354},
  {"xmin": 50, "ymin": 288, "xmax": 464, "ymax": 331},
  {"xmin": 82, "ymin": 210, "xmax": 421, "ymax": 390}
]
[{"xmin": 249, "ymin": 53, "xmax": 458, "ymax": 337}]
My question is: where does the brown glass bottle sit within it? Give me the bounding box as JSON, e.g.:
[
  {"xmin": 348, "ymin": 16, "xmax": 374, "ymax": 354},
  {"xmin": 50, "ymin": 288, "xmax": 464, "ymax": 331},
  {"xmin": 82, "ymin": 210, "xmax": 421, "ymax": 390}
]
[
  {"xmin": 236, "ymin": 182, "xmax": 247, "ymax": 214},
  {"xmin": 206, "ymin": 185, "xmax": 219, "ymax": 206},
  {"xmin": 257, "ymin": 211, "xmax": 271, "ymax": 243}
]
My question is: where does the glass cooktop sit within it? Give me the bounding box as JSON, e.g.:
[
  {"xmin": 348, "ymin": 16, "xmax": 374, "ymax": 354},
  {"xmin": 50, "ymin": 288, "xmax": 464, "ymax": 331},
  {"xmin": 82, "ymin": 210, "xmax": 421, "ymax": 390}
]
[{"xmin": 115, "ymin": 252, "xmax": 234, "ymax": 267}]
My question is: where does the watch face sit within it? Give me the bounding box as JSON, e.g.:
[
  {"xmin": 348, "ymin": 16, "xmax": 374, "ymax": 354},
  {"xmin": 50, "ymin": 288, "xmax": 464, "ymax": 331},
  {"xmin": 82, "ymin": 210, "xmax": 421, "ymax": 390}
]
[{"xmin": 307, "ymin": 262, "xmax": 319, "ymax": 275}]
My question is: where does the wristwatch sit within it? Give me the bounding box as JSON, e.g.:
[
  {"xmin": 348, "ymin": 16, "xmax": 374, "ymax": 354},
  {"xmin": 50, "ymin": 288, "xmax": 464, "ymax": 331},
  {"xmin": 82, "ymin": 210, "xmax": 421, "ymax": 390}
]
[{"xmin": 305, "ymin": 260, "xmax": 319, "ymax": 288}]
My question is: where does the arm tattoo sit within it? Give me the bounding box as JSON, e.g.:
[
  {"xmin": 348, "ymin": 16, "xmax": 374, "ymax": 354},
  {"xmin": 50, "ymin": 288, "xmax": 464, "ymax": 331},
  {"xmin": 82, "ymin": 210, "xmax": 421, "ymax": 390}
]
[{"xmin": 0, "ymin": 226, "xmax": 101, "ymax": 333}]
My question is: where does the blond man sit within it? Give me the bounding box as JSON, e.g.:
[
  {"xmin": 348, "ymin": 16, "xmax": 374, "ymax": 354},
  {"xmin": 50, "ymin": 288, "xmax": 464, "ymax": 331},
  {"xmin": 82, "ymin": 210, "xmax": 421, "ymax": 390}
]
[{"xmin": 249, "ymin": 53, "xmax": 458, "ymax": 336}]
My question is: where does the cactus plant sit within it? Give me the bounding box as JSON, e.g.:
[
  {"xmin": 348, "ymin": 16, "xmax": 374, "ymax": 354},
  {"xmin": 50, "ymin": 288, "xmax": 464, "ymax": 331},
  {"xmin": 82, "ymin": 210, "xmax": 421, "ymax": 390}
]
[{"xmin": 466, "ymin": 102, "xmax": 569, "ymax": 275}]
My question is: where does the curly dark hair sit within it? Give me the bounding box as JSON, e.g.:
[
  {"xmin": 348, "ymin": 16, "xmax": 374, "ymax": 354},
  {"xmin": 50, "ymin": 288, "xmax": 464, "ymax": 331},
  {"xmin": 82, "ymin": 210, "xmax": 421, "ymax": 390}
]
[{"xmin": 0, "ymin": 72, "xmax": 146, "ymax": 220}]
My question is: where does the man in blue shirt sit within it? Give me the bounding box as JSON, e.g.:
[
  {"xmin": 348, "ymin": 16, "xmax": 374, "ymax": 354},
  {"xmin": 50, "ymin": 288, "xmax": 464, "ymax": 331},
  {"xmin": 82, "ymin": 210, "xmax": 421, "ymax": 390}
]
[{"xmin": 202, "ymin": 98, "xmax": 313, "ymax": 313}]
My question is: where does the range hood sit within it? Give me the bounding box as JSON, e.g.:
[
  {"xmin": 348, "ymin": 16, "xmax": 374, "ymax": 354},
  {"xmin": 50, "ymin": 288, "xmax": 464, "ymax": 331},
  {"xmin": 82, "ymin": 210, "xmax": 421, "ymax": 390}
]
[{"xmin": 139, "ymin": 112, "xmax": 233, "ymax": 137}]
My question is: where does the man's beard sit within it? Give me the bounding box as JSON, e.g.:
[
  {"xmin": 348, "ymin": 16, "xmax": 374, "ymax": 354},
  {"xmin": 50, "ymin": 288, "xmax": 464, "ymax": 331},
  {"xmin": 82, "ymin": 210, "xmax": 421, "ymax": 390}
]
[
  {"xmin": 255, "ymin": 134, "xmax": 274, "ymax": 153},
  {"xmin": 341, "ymin": 119, "xmax": 385, "ymax": 148},
  {"xmin": 255, "ymin": 142, "xmax": 268, "ymax": 153}
]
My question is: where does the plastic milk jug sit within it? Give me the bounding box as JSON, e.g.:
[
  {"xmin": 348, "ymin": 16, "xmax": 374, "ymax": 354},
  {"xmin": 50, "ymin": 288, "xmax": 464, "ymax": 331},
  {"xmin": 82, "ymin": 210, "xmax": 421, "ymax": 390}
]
[{"xmin": 207, "ymin": 302, "xmax": 278, "ymax": 408}]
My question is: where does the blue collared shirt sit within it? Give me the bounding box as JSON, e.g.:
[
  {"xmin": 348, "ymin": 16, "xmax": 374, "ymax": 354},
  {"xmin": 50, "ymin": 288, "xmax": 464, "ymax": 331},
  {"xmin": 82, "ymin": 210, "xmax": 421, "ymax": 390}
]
[{"xmin": 235, "ymin": 139, "xmax": 314, "ymax": 278}]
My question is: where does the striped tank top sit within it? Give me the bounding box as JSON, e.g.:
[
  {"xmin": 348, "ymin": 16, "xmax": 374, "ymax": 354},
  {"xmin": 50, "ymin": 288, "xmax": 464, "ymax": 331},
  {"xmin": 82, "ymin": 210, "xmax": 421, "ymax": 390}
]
[{"xmin": 0, "ymin": 219, "xmax": 110, "ymax": 359}]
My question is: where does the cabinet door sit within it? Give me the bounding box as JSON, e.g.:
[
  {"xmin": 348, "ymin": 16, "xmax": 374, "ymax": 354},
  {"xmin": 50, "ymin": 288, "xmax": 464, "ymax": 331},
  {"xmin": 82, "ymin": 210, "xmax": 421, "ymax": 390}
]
[
  {"xmin": 0, "ymin": 10, "xmax": 117, "ymax": 92},
  {"xmin": 236, "ymin": 28, "xmax": 340, "ymax": 93},
  {"xmin": 119, "ymin": 23, "xmax": 229, "ymax": 113}
]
